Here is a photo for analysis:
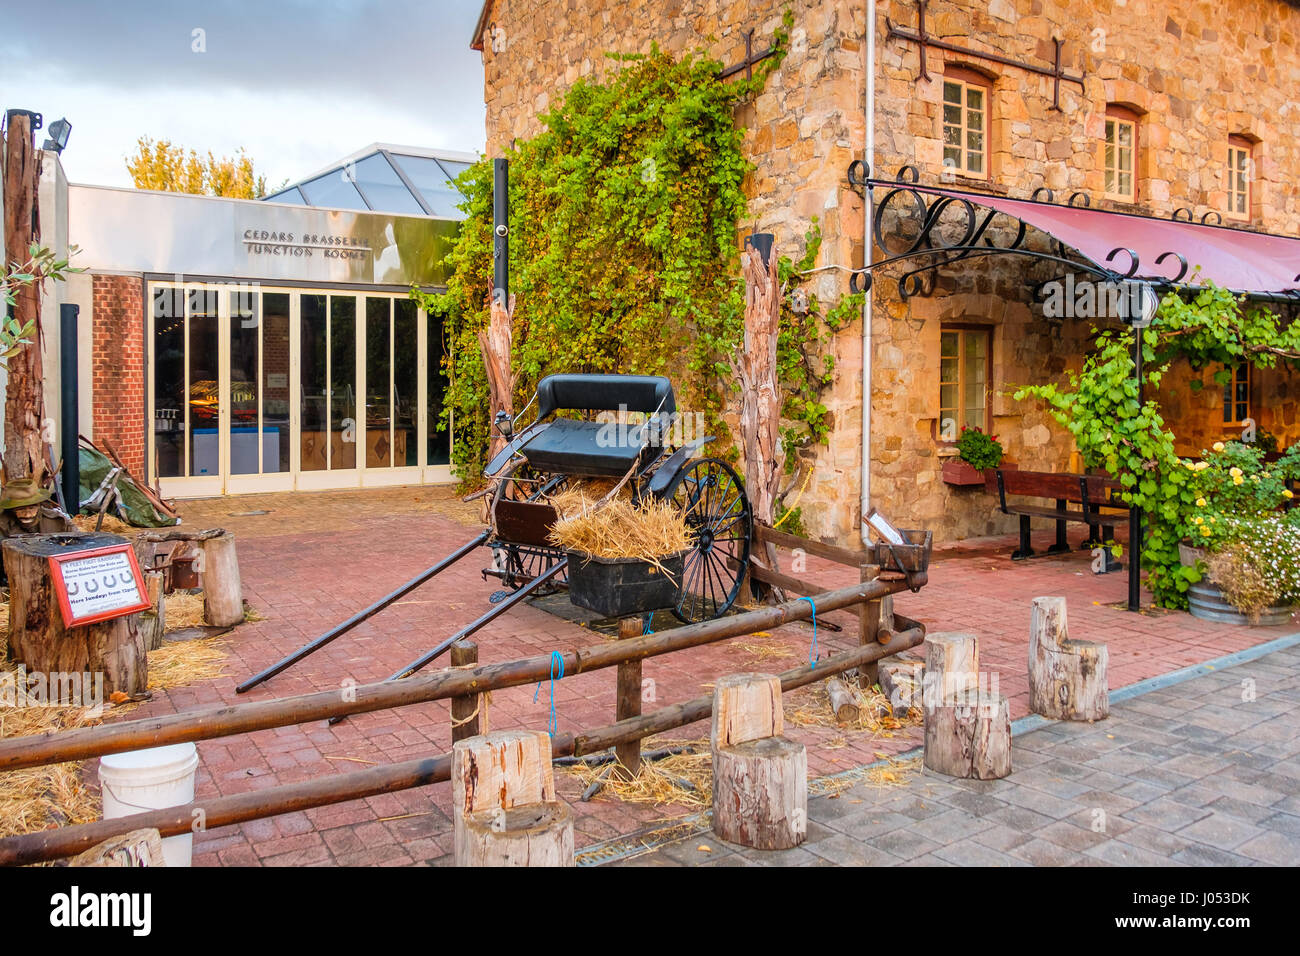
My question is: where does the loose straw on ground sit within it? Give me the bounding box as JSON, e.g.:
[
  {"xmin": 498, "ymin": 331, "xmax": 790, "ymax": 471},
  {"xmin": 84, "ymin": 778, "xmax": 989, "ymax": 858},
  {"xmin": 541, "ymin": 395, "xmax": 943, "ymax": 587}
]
[
  {"xmin": 548, "ymin": 497, "xmax": 692, "ymax": 579},
  {"xmin": 560, "ymin": 737, "xmax": 712, "ymax": 811}
]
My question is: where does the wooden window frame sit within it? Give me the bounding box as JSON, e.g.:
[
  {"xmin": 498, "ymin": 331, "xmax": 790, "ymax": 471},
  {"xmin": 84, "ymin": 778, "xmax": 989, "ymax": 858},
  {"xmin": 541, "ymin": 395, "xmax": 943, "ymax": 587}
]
[
  {"xmin": 1226, "ymin": 136, "xmax": 1254, "ymax": 223},
  {"xmin": 941, "ymin": 70, "xmax": 991, "ymax": 181},
  {"xmin": 1222, "ymin": 363, "xmax": 1252, "ymax": 427},
  {"xmin": 1103, "ymin": 107, "xmax": 1139, "ymax": 203},
  {"xmin": 937, "ymin": 324, "xmax": 993, "ymax": 442}
]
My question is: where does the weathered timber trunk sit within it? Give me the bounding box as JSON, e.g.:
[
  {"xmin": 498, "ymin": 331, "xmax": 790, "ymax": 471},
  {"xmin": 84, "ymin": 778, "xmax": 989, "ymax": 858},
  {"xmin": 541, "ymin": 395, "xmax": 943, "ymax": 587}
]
[
  {"xmin": 479, "ymin": 289, "xmax": 515, "ymax": 462},
  {"xmin": 879, "ymin": 655, "xmax": 924, "ymax": 716},
  {"xmin": 451, "ymin": 730, "xmax": 554, "ymax": 861},
  {"xmin": 739, "ymin": 245, "xmax": 782, "ymax": 576},
  {"xmin": 200, "ymin": 531, "xmax": 243, "ymax": 627},
  {"xmin": 69, "ymin": 828, "xmax": 166, "ymax": 867},
  {"xmin": 142, "ymin": 571, "xmax": 166, "ymax": 652},
  {"xmin": 711, "ymin": 672, "xmax": 783, "ymax": 750},
  {"xmin": 1028, "ymin": 596, "xmax": 1108, "ymax": 721},
  {"xmin": 614, "ymin": 616, "xmax": 643, "ymax": 777},
  {"xmin": 826, "ymin": 678, "xmax": 859, "ymax": 723},
  {"xmin": 923, "ymin": 690, "xmax": 1012, "ymax": 780},
  {"xmin": 2, "ymin": 111, "xmax": 46, "ymax": 480},
  {"xmin": 924, "ymin": 631, "xmax": 980, "ymax": 705},
  {"xmin": 2, "ymin": 534, "xmax": 147, "ymax": 698},
  {"xmin": 457, "ymin": 801, "xmax": 574, "ymax": 867},
  {"xmin": 713, "ymin": 736, "xmax": 807, "ymax": 850}
]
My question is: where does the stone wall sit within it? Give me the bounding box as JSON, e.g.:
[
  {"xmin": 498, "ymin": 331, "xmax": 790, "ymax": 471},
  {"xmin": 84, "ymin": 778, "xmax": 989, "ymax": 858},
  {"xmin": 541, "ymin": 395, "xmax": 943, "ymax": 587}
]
[{"xmin": 474, "ymin": 0, "xmax": 1300, "ymax": 545}]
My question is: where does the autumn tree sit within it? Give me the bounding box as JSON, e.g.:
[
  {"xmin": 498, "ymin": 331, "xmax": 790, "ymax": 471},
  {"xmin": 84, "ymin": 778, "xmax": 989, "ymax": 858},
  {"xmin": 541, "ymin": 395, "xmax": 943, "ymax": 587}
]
[{"xmin": 125, "ymin": 137, "xmax": 268, "ymax": 198}]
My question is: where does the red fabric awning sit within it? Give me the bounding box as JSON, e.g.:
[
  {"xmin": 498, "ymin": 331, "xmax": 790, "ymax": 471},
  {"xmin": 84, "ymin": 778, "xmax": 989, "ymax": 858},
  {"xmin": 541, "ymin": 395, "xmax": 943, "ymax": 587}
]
[{"xmin": 910, "ymin": 185, "xmax": 1300, "ymax": 297}]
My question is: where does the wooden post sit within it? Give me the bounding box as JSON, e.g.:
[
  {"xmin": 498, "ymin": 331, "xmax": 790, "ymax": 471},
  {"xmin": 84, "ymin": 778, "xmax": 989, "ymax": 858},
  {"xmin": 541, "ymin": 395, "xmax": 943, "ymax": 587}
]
[
  {"xmin": 857, "ymin": 564, "xmax": 881, "ymax": 689},
  {"xmin": 711, "ymin": 672, "xmax": 806, "ymax": 850},
  {"xmin": 200, "ymin": 531, "xmax": 243, "ymax": 627},
  {"xmin": 738, "ymin": 243, "xmax": 783, "ymax": 532},
  {"xmin": 142, "ymin": 571, "xmax": 166, "ymax": 652},
  {"xmin": 711, "ymin": 672, "xmax": 783, "ymax": 750},
  {"xmin": 2, "ymin": 109, "xmax": 46, "ymax": 481},
  {"xmin": 451, "ymin": 730, "xmax": 571, "ymax": 867},
  {"xmin": 2, "ymin": 534, "xmax": 147, "ymax": 698},
  {"xmin": 449, "ymin": 640, "xmax": 482, "ymax": 743},
  {"xmin": 1028, "ymin": 596, "xmax": 1108, "ymax": 721},
  {"xmin": 923, "ymin": 690, "xmax": 1012, "ymax": 780},
  {"xmin": 924, "ymin": 631, "xmax": 980, "ymax": 705},
  {"xmin": 69, "ymin": 828, "xmax": 165, "ymax": 867},
  {"xmin": 615, "ymin": 617, "xmax": 643, "ymax": 777}
]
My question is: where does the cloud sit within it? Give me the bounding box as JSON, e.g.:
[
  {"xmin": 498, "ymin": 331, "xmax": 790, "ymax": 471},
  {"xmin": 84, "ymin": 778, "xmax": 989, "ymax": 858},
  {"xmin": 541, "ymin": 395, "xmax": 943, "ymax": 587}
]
[{"xmin": 2, "ymin": 0, "xmax": 486, "ymax": 187}]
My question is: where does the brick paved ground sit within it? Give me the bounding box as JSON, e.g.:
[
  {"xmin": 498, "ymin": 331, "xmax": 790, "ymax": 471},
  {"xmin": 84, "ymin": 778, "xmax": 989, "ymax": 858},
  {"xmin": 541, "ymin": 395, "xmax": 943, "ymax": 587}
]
[
  {"xmin": 623, "ymin": 640, "xmax": 1300, "ymax": 867},
  {"xmin": 109, "ymin": 486, "xmax": 1296, "ymax": 866}
]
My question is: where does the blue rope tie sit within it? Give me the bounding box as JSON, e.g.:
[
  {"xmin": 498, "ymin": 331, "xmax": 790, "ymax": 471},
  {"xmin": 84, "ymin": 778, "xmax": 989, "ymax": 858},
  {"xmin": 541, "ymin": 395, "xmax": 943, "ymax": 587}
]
[
  {"xmin": 533, "ymin": 651, "xmax": 565, "ymax": 736},
  {"xmin": 800, "ymin": 596, "xmax": 818, "ymax": 669}
]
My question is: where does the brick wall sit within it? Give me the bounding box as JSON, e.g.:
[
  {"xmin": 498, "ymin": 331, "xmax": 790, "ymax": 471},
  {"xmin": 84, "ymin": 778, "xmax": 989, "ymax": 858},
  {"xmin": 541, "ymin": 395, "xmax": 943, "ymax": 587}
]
[{"xmin": 91, "ymin": 274, "xmax": 146, "ymax": 477}]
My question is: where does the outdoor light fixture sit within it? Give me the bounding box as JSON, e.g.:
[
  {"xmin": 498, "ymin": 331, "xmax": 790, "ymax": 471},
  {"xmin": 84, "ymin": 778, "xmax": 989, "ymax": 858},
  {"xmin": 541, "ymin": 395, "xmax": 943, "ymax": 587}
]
[
  {"xmin": 745, "ymin": 232, "xmax": 774, "ymax": 268},
  {"xmin": 1124, "ymin": 280, "xmax": 1160, "ymax": 329},
  {"xmin": 41, "ymin": 117, "xmax": 71, "ymax": 154}
]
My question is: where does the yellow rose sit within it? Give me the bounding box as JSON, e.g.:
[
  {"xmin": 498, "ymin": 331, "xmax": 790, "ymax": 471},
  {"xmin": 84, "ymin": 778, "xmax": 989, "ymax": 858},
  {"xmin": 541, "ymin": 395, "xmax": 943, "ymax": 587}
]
[
  {"xmin": 1201, "ymin": 526, "xmax": 1212, "ymax": 537},
  {"xmin": 1251, "ymin": 475, "xmax": 1260, "ymax": 482},
  {"xmin": 1233, "ymin": 475, "xmax": 1244, "ymax": 485},
  {"xmin": 1230, "ymin": 467, "xmax": 1243, "ymax": 477},
  {"xmin": 1213, "ymin": 442, "xmax": 1225, "ymax": 452},
  {"xmin": 1194, "ymin": 516, "xmax": 1204, "ymax": 525},
  {"xmin": 1184, "ymin": 461, "xmax": 1195, "ymax": 470},
  {"xmin": 1195, "ymin": 461, "xmax": 1209, "ymax": 471},
  {"xmin": 1196, "ymin": 497, "xmax": 1206, "ymax": 507},
  {"xmin": 1210, "ymin": 516, "xmax": 1217, "ymax": 522},
  {"xmin": 1286, "ymin": 490, "xmax": 1295, "ymax": 500}
]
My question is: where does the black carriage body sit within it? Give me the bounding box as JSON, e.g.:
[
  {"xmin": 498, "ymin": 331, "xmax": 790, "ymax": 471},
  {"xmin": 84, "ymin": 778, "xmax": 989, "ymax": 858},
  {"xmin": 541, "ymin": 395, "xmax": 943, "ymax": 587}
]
[{"xmin": 483, "ymin": 374, "xmax": 752, "ymax": 622}]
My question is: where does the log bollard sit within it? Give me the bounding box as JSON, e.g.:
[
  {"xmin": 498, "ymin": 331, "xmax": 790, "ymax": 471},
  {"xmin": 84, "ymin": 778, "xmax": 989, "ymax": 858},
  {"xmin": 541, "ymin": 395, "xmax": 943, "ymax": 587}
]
[
  {"xmin": 201, "ymin": 531, "xmax": 243, "ymax": 627},
  {"xmin": 451, "ymin": 730, "xmax": 573, "ymax": 867},
  {"xmin": 922, "ymin": 633, "xmax": 1012, "ymax": 780},
  {"xmin": 1028, "ymin": 596, "xmax": 1109, "ymax": 721},
  {"xmin": 711, "ymin": 673, "xmax": 807, "ymax": 850}
]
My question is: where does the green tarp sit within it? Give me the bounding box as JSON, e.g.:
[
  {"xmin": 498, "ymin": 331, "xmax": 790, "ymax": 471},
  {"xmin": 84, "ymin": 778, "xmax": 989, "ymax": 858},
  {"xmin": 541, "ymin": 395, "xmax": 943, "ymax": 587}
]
[{"xmin": 77, "ymin": 445, "xmax": 179, "ymax": 528}]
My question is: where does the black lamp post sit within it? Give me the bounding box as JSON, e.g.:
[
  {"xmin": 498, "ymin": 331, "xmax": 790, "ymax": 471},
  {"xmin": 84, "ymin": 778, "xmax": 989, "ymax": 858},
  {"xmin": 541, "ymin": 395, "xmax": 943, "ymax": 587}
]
[{"xmin": 1124, "ymin": 281, "xmax": 1160, "ymax": 612}]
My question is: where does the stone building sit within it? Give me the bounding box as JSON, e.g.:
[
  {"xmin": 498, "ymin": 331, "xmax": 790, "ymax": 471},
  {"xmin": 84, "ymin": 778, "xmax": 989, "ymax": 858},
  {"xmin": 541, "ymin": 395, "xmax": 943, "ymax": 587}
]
[{"xmin": 470, "ymin": 0, "xmax": 1300, "ymax": 545}]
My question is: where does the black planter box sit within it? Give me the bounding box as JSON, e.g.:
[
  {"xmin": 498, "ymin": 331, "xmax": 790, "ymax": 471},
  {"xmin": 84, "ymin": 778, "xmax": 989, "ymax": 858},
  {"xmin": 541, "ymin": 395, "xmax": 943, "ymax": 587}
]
[{"xmin": 566, "ymin": 550, "xmax": 686, "ymax": 618}]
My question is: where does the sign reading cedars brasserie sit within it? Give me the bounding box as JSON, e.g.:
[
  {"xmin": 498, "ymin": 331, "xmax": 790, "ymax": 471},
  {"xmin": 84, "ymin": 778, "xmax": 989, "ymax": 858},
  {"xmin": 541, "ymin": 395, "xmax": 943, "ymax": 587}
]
[{"xmin": 242, "ymin": 229, "xmax": 372, "ymax": 261}]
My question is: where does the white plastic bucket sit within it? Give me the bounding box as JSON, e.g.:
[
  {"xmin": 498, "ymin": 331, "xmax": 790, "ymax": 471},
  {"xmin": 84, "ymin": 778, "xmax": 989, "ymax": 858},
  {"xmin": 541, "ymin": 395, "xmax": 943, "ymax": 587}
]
[{"xmin": 99, "ymin": 743, "xmax": 199, "ymax": 867}]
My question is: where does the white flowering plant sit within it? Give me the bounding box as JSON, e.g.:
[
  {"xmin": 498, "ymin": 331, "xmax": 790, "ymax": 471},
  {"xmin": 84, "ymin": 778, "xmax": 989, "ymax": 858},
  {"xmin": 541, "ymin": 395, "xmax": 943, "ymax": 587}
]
[{"xmin": 1204, "ymin": 513, "xmax": 1300, "ymax": 619}]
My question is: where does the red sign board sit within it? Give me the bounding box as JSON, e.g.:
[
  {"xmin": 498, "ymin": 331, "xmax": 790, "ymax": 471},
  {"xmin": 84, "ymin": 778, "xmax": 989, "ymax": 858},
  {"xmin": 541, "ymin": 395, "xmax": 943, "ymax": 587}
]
[{"xmin": 47, "ymin": 544, "xmax": 151, "ymax": 628}]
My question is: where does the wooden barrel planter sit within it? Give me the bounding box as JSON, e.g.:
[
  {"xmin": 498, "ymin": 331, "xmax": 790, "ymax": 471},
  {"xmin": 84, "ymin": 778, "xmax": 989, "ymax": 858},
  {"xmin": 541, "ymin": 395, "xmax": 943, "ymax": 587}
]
[{"xmin": 1187, "ymin": 582, "xmax": 1294, "ymax": 627}]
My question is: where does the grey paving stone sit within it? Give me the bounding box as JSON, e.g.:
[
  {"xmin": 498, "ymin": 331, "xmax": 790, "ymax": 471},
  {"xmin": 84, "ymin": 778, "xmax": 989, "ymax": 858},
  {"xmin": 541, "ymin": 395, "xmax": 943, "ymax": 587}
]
[
  {"xmin": 1170, "ymin": 843, "xmax": 1254, "ymax": 866},
  {"xmin": 1114, "ymin": 823, "xmax": 1193, "ymax": 858},
  {"xmin": 870, "ymin": 826, "xmax": 946, "ymax": 861},
  {"xmin": 1085, "ymin": 839, "xmax": 1187, "ymax": 866},
  {"xmin": 1009, "ymin": 837, "xmax": 1092, "ymax": 866},
  {"xmin": 1115, "ymin": 780, "xmax": 1170, "ymax": 804},
  {"xmin": 945, "ymin": 789, "xmax": 1011, "ymax": 817},
  {"xmin": 741, "ymin": 844, "xmax": 822, "ymax": 867},
  {"xmin": 986, "ymin": 804, "xmax": 1057, "ymax": 833},
  {"xmin": 999, "ymin": 783, "xmax": 1085, "ymax": 819},
  {"xmin": 907, "ymin": 808, "xmax": 992, "ymax": 844},
  {"xmin": 1125, "ymin": 796, "xmax": 1213, "ymax": 830},
  {"xmin": 1260, "ymin": 812, "xmax": 1300, "ymax": 837},
  {"xmin": 804, "ymin": 832, "xmax": 907, "ymax": 867},
  {"xmin": 1201, "ymin": 795, "xmax": 1279, "ymax": 825},
  {"xmin": 881, "ymin": 794, "xmax": 952, "ymax": 820},
  {"xmin": 933, "ymin": 839, "xmax": 1030, "ymax": 867},
  {"xmin": 1012, "ymin": 768, "xmax": 1096, "ymax": 799},
  {"xmin": 822, "ymin": 809, "xmax": 914, "ymax": 840},
  {"xmin": 658, "ymin": 838, "xmax": 737, "ymax": 867},
  {"xmin": 971, "ymin": 823, "xmax": 1034, "ymax": 852},
  {"xmin": 1036, "ymin": 819, "xmax": 1112, "ymax": 851},
  {"xmin": 1176, "ymin": 812, "xmax": 1266, "ymax": 850},
  {"xmin": 896, "ymin": 853, "xmax": 954, "ymax": 867}
]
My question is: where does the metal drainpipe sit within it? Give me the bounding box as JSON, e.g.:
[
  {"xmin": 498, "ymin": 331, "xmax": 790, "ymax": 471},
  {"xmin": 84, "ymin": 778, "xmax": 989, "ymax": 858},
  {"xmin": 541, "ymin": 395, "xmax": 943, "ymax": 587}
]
[{"xmin": 860, "ymin": 0, "xmax": 877, "ymax": 544}]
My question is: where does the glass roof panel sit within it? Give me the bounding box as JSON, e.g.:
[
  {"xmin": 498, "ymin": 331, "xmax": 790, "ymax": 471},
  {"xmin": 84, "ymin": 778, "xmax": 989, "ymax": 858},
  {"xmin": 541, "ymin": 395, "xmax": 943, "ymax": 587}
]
[
  {"xmin": 391, "ymin": 154, "xmax": 465, "ymax": 217},
  {"xmin": 352, "ymin": 153, "xmax": 426, "ymax": 215},
  {"xmin": 265, "ymin": 187, "xmax": 306, "ymax": 205},
  {"xmin": 298, "ymin": 170, "xmax": 370, "ymax": 211}
]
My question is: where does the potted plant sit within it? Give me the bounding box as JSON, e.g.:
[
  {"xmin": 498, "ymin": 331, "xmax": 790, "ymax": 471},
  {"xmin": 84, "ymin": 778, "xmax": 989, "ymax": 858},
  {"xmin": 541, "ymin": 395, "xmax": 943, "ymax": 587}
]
[
  {"xmin": 1180, "ymin": 439, "xmax": 1300, "ymax": 624},
  {"xmin": 943, "ymin": 425, "xmax": 1004, "ymax": 486}
]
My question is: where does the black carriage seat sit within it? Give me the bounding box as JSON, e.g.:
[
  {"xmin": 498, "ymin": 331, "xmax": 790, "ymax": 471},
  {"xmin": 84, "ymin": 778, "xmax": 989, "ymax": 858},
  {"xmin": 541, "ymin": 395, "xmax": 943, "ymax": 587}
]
[{"xmin": 520, "ymin": 374, "xmax": 676, "ymax": 478}]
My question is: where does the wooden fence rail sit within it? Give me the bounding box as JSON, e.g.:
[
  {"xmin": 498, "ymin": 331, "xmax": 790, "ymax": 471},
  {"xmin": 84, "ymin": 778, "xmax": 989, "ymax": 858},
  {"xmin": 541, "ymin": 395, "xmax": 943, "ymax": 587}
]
[
  {"xmin": 0, "ymin": 574, "xmax": 923, "ymax": 773},
  {"xmin": 0, "ymin": 626, "xmax": 923, "ymax": 866}
]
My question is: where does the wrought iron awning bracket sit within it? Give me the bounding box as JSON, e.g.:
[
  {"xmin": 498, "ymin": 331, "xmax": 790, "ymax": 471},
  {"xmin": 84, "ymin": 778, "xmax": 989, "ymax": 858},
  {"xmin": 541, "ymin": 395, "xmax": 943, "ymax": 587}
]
[
  {"xmin": 886, "ymin": 0, "xmax": 1085, "ymax": 110},
  {"xmin": 718, "ymin": 29, "xmax": 778, "ymax": 81}
]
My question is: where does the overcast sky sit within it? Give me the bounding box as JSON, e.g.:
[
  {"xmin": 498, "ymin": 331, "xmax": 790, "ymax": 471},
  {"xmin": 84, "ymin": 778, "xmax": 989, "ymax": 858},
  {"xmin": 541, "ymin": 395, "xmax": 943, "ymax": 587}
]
[{"xmin": 2, "ymin": 0, "xmax": 486, "ymax": 190}]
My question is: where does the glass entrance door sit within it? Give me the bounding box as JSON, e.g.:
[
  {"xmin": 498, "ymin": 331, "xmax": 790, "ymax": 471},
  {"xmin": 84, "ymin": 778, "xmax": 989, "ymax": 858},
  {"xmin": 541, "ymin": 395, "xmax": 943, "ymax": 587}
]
[{"xmin": 149, "ymin": 282, "xmax": 452, "ymax": 496}]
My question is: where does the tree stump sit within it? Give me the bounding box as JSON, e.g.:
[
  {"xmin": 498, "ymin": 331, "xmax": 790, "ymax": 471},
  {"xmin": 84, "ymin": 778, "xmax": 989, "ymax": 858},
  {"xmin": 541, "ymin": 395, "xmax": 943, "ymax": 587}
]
[
  {"xmin": 141, "ymin": 571, "xmax": 166, "ymax": 652},
  {"xmin": 924, "ymin": 691, "xmax": 1012, "ymax": 780},
  {"xmin": 711, "ymin": 672, "xmax": 783, "ymax": 750},
  {"xmin": 451, "ymin": 730, "xmax": 556, "ymax": 861},
  {"xmin": 713, "ymin": 736, "xmax": 808, "ymax": 849},
  {"xmin": 826, "ymin": 678, "xmax": 859, "ymax": 723},
  {"xmin": 924, "ymin": 631, "xmax": 980, "ymax": 706},
  {"xmin": 70, "ymin": 828, "xmax": 166, "ymax": 867},
  {"xmin": 2, "ymin": 533, "xmax": 146, "ymax": 698},
  {"xmin": 457, "ymin": 801, "xmax": 574, "ymax": 867},
  {"xmin": 1029, "ymin": 596, "xmax": 1109, "ymax": 721},
  {"xmin": 200, "ymin": 531, "xmax": 243, "ymax": 627}
]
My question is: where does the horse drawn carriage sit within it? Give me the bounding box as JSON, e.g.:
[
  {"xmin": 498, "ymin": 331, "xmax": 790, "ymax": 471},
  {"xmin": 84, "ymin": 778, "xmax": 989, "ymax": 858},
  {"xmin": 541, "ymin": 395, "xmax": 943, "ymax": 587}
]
[{"xmin": 237, "ymin": 373, "xmax": 754, "ymax": 693}]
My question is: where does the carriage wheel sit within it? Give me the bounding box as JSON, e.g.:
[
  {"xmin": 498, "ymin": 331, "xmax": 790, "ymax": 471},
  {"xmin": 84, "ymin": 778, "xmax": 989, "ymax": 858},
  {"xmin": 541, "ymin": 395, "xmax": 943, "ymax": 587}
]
[
  {"xmin": 665, "ymin": 457, "xmax": 752, "ymax": 623},
  {"xmin": 489, "ymin": 459, "xmax": 568, "ymax": 594}
]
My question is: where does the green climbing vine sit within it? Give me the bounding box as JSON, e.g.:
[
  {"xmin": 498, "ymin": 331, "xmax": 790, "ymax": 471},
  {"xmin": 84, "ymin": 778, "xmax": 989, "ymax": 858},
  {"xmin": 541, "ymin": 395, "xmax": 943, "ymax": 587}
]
[
  {"xmin": 1014, "ymin": 281, "xmax": 1300, "ymax": 609},
  {"xmin": 413, "ymin": 11, "xmax": 858, "ymax": 489}
]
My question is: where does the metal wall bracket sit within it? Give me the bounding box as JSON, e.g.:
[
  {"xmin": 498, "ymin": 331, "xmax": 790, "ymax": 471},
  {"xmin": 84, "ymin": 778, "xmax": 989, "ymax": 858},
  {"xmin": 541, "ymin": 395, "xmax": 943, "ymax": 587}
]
[{"xmin": 886, "ymin": 0, "xmax": 1085, "ymax": 110}]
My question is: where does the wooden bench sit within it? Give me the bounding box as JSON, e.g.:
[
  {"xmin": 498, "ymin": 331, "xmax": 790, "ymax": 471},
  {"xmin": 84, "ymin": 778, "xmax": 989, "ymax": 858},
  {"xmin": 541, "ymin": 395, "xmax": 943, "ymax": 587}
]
[{"xmin": 994, "ymin": 469, "xmax": 1126, "ymax": 566}]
